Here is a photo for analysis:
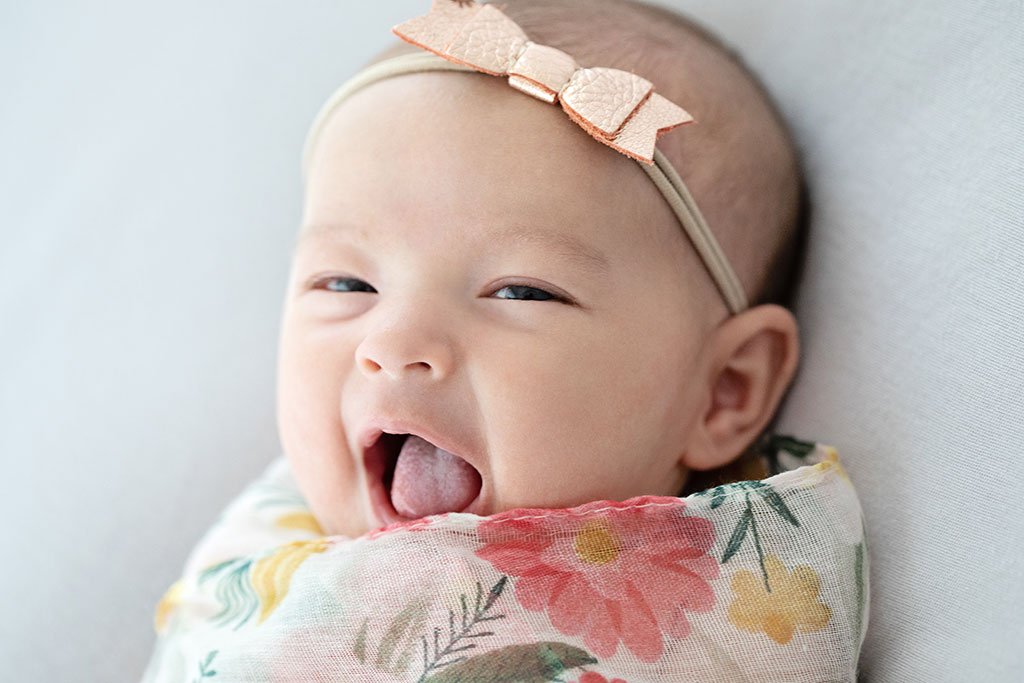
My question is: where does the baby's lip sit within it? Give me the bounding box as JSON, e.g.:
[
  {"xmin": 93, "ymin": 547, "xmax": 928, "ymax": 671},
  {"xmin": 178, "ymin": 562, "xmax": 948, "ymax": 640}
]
[{"xmin": 357, "ymin": 419, "xmax": 476, "ymax": 464}]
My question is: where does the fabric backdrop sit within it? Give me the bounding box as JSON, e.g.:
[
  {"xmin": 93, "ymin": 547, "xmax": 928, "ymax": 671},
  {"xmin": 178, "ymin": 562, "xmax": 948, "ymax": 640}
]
[{"xmin": 1, "ymin": 0, "xmax": 1020, "ymax": 680}]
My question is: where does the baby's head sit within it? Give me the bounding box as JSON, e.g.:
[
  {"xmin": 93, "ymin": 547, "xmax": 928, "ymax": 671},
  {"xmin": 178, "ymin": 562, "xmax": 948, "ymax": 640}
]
[{"xmin": 277, "ymin": 0, "xmax": 804, "ymax": 538}]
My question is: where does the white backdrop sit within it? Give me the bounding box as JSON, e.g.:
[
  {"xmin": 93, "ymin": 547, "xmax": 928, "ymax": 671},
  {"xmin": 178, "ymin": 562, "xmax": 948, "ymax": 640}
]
[{"xmin": 2, "ymin": 1, "xmax": 1021, "ymax": 680}]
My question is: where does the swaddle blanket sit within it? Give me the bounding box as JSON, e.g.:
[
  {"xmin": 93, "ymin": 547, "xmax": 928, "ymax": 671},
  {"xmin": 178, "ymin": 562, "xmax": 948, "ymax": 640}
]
[{"xmin": 143, "ymin": 435, "xmax": 868, "ymax": 682}]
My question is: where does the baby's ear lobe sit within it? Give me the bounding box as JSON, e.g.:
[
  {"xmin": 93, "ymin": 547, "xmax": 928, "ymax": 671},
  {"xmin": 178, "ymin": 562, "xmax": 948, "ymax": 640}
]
[{"xmin": 683, "ymin": 304, "xmax": 800, "ymax": 471}]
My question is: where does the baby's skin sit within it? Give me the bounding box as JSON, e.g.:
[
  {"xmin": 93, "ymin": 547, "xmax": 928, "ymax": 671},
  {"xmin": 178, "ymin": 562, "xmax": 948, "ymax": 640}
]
[{"xmin": 278, "ymin": 65, "xmax": 799, "ymax": 539}]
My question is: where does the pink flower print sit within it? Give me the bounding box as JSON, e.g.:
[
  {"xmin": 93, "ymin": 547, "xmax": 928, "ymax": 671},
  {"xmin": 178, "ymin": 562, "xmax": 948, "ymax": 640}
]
[
  {"xmin": 574, "ymin": 673, "xmax": 627, "ymax": 683},
  {"xmin": 474, "ymin": 496, "xmax": 718, "ymax": 663},
  {"xmin": 363, "ymin": 515, "xmax": 438, "ymax": 540}
]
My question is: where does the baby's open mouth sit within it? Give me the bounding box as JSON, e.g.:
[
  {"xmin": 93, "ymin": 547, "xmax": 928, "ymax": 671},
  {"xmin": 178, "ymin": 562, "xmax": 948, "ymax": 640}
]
[{"xmin": 370, "ymin": 433, "xmax": 482, "ymax": 520}]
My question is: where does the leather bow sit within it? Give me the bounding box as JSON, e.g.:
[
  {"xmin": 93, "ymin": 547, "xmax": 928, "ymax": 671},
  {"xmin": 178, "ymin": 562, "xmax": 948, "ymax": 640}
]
[{"xmin": 392, "ymin": 0, "xmax": 693, "ymax": 165}]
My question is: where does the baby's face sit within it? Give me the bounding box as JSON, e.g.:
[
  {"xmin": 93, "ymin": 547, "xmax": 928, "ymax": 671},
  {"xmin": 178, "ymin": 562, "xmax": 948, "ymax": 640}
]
[{"xmin": 278, "ymin": 72, "xmax": 722, "ymax": 538}]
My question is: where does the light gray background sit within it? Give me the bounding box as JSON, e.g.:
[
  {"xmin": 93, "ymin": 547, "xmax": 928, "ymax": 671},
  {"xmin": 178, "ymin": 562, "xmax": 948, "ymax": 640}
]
[{"xmin": 2, "ymin": 1, "xmax": 1021, "ymax": 680}]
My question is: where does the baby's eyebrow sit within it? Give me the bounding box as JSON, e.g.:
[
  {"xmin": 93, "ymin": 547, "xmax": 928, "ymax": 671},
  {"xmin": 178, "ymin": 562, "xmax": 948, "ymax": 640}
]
[
  {"xmin": 491, "ymin": 225, "xmax": 611, "ymax": 275},
  {"xmin": 295, "ymin": 222, "xmax": 611, "ymax": 275}
]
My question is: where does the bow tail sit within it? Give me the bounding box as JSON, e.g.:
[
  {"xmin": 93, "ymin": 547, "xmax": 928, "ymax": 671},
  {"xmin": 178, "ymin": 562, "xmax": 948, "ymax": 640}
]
[
  {"xmin": 392, "ymin": 2, "xmax": 481, "ymax": 63},
  {"xmin": 608, "ymin": 94, "xmax": 694, "ymax": 165}
]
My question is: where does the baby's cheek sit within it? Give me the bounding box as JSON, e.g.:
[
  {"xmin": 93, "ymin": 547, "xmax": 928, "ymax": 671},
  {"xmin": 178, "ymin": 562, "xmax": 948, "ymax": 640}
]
[{"xmin": 575, "ymin": 343, "xmax": 698, "ymax": 460}]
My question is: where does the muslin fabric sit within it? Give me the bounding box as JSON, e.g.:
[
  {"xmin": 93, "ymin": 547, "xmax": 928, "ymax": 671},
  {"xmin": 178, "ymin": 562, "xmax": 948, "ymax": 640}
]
[{"xmin": 143, "ymin": 435, "xmax": 868, "ymax": 682}]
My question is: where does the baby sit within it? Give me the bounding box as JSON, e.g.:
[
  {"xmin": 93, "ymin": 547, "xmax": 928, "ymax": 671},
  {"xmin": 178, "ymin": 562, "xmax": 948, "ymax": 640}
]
[
  {"xmin": 144, "ymin": 1, "xmax": 867, "ymax": 681},
  {"xmin": 282, "ymin": 0, "xmax": 803, "ymax": 539}
]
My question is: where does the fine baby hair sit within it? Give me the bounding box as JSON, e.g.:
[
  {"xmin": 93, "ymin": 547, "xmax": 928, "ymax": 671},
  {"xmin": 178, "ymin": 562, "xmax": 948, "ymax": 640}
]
[
  {"xmin": 303, "ymin": 0, "xmax": 749, "ymax": 315},
  {"xmin": 306, "ymin": 0, "xmax": 808, "ymax": 317},
  {"xmin": 360, "ymin": 0, "xmax": 807, "ymax": 314}
]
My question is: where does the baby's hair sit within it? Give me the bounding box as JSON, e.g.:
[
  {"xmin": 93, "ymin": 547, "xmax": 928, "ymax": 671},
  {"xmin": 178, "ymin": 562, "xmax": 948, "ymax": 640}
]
[{"xmin": 369, "ymin": 0, "xmax": 807, "ymax": 312}]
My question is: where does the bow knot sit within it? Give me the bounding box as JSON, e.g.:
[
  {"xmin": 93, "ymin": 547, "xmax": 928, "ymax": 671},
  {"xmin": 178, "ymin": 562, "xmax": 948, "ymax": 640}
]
[{"xmin": 393, "ymin": 0, "xmax": 693, "ymax": 164}]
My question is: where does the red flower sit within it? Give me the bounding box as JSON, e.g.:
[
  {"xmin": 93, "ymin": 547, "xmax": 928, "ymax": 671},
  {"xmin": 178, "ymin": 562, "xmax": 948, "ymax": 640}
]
[
  {"xmin": 574, "ymin": 672, "xmax": 627, "ymax": 683},
  {"xmin": 475, "ymin": 496, "xmax": 717, "ymax": 663}
]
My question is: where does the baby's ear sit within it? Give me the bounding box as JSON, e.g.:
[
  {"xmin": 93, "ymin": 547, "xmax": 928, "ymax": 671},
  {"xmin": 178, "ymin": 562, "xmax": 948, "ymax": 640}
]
[{"xmin": 683, "ymin": 304, "xmax": 800, "ymax": 471}]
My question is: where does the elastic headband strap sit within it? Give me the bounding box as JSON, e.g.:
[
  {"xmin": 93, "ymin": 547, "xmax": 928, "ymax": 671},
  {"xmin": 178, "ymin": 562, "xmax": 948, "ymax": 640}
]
[{"xmin": 301, "ymin": 52, "xmax": 749, "ymax": 314}]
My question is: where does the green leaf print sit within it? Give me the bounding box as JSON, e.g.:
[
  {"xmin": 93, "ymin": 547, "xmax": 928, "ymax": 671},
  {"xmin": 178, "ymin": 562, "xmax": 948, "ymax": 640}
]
[
  {"xmin": 198, "ymin": 558, "xmax": 258, "ymax": 630},
  {"xmin": 422, "ymin": 642, "xmax": 597, "ymax": 683},
  {"xmin": 765, "ymin": 434, "xmax": 816, "ymax": 459},
  {"xmin": 376, "ymin": 597, "xmax": 431, "ymax": 674},
  {"xmin": 191, "ymin": 649, "xmax": 218, "ymax": 681},
  {"xmin": 754, "ymin": 482, "xmax": 800, "ymax": 527},
  {"xmin": 695, "ymin": 476, "xmax": 804, "ymax": 592},
  {"xmin": 416, "ymin": 576, "xmax": 508, "ymax": 682},
  {"xmin": 854, "ymin": 538, "xmax": 867, "ymax": 641},
  {"xmin": 759, "ymin": 433, "xmax": 817, "ymax": 475},
  {"xmin": 353, "ymin": 617, "xmax": 369, "ymax": 664},
  {"xmin": 721, "ymin": 505, "xmax": 751, "ymax": 564}
]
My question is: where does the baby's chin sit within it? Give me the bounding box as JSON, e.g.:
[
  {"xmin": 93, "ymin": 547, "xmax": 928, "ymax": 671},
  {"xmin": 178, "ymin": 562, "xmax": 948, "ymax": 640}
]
[{"xmin": 284, "ymin": 469, "xmax": 375, "ymax": 539}]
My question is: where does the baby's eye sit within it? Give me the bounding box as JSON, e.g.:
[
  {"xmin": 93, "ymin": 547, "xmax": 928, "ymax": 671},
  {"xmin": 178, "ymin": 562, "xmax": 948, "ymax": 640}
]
[
  {"xmin": 318, "ymin": 277, "xmax": 377, "ymax": 293},
  {"xmin": 491, "ymin": 284, "xmax": 559, "ymax": 301}
]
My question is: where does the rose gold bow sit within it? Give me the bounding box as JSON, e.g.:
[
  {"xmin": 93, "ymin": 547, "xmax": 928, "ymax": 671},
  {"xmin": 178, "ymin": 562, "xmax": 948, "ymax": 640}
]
[{"xmin": 392, "ymin": 0, "xmax": 693, "ymax": 165}]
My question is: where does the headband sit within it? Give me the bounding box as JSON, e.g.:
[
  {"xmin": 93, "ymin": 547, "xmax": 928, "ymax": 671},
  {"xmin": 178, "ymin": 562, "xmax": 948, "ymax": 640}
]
[{"xmin": 301, "ymin": 0, "xmax": 749, "ymax": 314}]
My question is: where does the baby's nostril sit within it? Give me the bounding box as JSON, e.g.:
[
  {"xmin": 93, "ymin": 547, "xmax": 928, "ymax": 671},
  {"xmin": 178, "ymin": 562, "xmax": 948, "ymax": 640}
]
[
  {"xmin": 361, "ymin": 358, "xmax": 433, "ymax": 376},
  {"xmin": 362, "ymin": 357, "xmax": 383, "ymax": 372}
]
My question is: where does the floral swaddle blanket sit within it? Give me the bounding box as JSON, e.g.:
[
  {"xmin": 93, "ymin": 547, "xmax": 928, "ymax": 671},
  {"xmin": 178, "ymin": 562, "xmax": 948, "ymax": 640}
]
[{"xmin": 144, "ymin": 435, "xmax": 868, "ymax": 682}]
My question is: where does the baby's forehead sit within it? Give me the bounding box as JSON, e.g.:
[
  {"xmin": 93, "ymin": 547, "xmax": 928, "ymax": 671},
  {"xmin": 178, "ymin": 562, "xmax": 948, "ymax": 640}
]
[{"xmin": 305, "ymin": 70, "xmax": 686, "ymax": 250}]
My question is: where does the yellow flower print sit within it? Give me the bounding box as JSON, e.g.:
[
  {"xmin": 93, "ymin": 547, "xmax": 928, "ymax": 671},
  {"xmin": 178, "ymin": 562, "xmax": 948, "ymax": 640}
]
[
  {"xmin": 275, "ymin": 510, "xmax": 325, "ymax": 535},
  {"xmin": 791, "ymin": 448, "xmax": 852, "ymax": 489},
  {"xmin": 727, "ymin": 555, "xmax": 831, "ymax": 644},
  {"xmin": 251, "ymin": 539, "xmax": 329, "ymax": 624},
  {"xmin": 154, "ymin": 579, "xmax": 184, "ymax": 634},
  {"xmin": 573, "ymin": 519, "xmax": 621, "ymax": 566},
  {"xmin": 808, "ymin": 448, "xmax": 851, "ymax": 486}
]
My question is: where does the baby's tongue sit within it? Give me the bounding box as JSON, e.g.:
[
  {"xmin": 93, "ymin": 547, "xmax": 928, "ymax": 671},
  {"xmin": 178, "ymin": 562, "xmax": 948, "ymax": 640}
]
[{"xmin": 390, "ymin": 435, "xmax": 482, "ymax": 519}]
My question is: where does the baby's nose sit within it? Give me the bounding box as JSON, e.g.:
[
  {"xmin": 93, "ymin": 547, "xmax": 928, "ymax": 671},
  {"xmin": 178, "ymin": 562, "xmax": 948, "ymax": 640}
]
[{"xmin": 354, "ymin": 313, "xmax": 454, "ymax": 381}]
